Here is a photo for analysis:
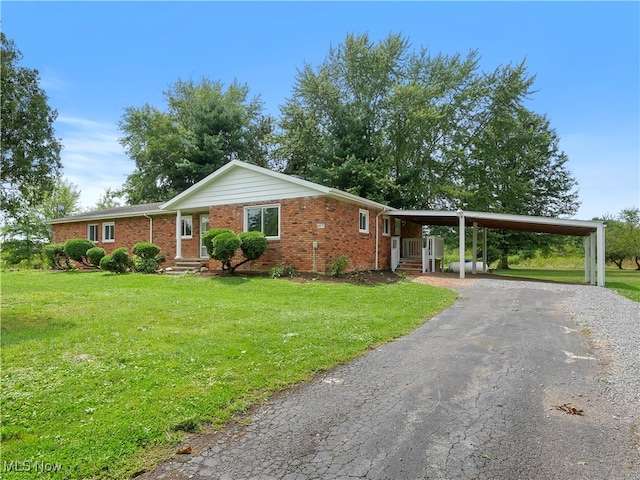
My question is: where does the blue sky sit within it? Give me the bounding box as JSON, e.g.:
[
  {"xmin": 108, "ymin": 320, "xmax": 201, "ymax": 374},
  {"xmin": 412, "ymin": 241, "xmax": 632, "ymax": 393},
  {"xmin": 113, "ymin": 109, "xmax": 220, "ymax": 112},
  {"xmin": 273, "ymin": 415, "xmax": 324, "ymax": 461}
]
[{"xmin": 3, "ymin": 1, "xmax": 639, "ymax": 219}]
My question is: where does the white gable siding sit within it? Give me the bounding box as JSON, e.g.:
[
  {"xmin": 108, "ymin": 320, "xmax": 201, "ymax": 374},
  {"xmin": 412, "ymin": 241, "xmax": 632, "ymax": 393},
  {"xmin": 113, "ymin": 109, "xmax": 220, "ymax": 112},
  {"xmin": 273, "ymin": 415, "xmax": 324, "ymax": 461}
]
[{"xmin": 170, "ymin": 167, "xmax": 324, "ymax": 210}]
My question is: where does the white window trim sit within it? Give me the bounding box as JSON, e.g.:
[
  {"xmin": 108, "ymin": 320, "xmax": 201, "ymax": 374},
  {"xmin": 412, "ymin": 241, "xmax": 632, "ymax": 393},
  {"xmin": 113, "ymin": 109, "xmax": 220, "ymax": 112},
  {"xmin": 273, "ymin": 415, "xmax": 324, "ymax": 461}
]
[
  {"xmin": 103, "ymin": 222, "xmax": 115, "ymax": 243},
  {"xmin": 359, "ymin": 209, "xmax": 370, "ymax": 234},
  {"xmin": 181, "ymin": 216, "xmax": 193, "ymax": 239},
  {"xmin": 382, "ymin": 216, "xmax": 390, "ymax": 237},
  {"xmin": 243, "ymin": 204, "xmax": 281, "ymax": 240},
  {"xmin": 88, "ymin": 223, "xmax": 99, "ymax": 242}
]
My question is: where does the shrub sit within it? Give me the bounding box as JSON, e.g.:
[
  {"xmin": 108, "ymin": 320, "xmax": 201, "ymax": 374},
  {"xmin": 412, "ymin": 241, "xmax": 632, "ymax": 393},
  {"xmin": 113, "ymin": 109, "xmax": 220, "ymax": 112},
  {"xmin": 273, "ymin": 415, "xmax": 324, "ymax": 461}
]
[
  {"xmin": 238, "ymin": 231, "xmax": 268, "ymax": 260},
  {"xmin": 132, "ymin": 242, "xmax": 161, "ymax": 259},
  {"xmin": 63, "ymin": 238, "xmax": 95, "ymax": 266},
  {"xmin": 212, "ymin": 232, "xmax": 242, "ymax": 270},
  {"xmin": 269, "ymin": 262, "xmax": 299, "ymax": 279},
  {"xmin": 99, "ymin": 247, "xmax": 131, "ymax": 273},
  {"xmin": 86, "ymin": 247, "xmax": 106, "ymax": 267},
  {"xmin": 205, "ymin": 229, "xmax": 268, "ymax": 273},
  {"xmin": 132, "ymin": 242, "xmax": 164, "ymax": 274},
  {"xmin": 202, "ymin": 229, "xmax": 233, "ymax": 257},
  {"xmin": 43, "ymin": 243, "xmax": 71, "ymax": 270},
  {"xmin": 329, "ymin": 255, "xmax": 350, "ymax": 277}
]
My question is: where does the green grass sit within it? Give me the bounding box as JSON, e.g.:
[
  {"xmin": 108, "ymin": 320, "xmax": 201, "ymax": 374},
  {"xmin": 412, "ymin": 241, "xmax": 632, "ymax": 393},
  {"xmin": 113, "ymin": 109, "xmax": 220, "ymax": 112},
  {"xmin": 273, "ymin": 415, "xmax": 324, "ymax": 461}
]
[
  {"xmin": 0, "ymin": 271, "xmax": 457, "ymax": 479},
  {"xmin": 493, "ymin": 266, "xmax": 640, "ymax": 302}
]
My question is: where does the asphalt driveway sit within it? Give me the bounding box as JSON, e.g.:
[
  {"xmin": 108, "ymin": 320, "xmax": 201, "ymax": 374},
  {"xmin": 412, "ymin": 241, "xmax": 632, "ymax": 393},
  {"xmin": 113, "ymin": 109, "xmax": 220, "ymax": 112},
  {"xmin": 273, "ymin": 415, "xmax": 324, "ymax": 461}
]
[{"xmin": 141, "ymin": 279, "xmax": 639, "ymax": 480}]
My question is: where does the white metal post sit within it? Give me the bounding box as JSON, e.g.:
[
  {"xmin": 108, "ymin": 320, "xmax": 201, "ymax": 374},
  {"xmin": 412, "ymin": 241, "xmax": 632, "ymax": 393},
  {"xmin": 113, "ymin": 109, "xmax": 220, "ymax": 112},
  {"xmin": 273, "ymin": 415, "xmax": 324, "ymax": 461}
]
[
  {"xmin": 472, "ymin": 222, "xmax": 478, "ymax": 274},
  {"xmin": 596, "ymin": 226, "xmax": 605, "ymax": 286},
  {"xmin": 458, "ymin": 210, "xmax": 465, "ymax": 279},
  {"xmin": 584, "ymin": 235, "xmax": 591, "ymax": 284}
]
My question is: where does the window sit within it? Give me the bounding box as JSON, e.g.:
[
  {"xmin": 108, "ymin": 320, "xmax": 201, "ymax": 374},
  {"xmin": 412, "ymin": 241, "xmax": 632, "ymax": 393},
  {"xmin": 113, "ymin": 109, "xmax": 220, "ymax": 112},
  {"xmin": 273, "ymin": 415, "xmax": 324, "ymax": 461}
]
[
  {"xmin": 88, "ymin": 224, "xmax": 99, "ymax": 242},
  {"xmin": 245, "ymin": 204, "xmax": 280, "ymax": 239},
  {"xmin": 103, "ymin": 222, "xmax": 115, "ymax": 243},
  {"xmin": 359, "ymin": 209, "xmax": 369, "ymax": 234},
  {"xmin": 181, "ymin": 216, "xmax": 193, "ymax": 238},
  {"xmin": 382, "ymin": 217, "xmax": 390, "ymax": 236},
  {"xmin": 395, "ymin": 218, "xmax": 402, "ymax": 235}
]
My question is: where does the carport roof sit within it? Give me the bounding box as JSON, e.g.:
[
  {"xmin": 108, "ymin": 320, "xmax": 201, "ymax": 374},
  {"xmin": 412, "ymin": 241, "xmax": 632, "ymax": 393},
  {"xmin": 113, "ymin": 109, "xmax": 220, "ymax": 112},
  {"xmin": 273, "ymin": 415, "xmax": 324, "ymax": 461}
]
[{"xmin": 386, "ymin": 210, "xmax": 603, "ymax": 236}]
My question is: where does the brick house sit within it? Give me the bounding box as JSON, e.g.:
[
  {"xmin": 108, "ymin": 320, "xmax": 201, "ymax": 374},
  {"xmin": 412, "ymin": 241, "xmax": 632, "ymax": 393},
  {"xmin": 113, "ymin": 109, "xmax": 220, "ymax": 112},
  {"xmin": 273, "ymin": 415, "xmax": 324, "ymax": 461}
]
[{"xmin": 49, "ymin": 160, "xmax": 424, "ymax": 273}]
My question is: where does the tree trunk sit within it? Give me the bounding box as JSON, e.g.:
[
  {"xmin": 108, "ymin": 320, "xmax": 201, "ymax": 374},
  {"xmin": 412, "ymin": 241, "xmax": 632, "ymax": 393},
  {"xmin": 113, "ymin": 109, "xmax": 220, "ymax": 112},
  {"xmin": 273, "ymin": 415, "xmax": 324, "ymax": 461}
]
[{"xmin": 499, "ymin": 253, "xmax": 510, "ymax": 270}]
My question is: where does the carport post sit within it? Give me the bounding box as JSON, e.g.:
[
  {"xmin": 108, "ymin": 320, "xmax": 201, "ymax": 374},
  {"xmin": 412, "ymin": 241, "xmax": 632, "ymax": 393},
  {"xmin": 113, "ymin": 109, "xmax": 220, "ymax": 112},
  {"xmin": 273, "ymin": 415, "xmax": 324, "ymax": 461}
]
[
  {"xmin": 590, "ymin": 232, "xmax": 596, "ymax": 285},
  {"xmin": 482, "ymin": 227, "xmax": 488, "ymax": 273},
  {"xmin": 457, "ymin": 209, "xmax": 465, "ymax": 279},
  {"xmin": 584, "ymin": 235, "xmax": 591, "ymax": 284},
  {"xmin": 472, "ymin": 222, "xmax": 478, "ymax": 274},
  {"xmin": 597, "ymin": 225, "xmax": 605, "ymax": 287}
]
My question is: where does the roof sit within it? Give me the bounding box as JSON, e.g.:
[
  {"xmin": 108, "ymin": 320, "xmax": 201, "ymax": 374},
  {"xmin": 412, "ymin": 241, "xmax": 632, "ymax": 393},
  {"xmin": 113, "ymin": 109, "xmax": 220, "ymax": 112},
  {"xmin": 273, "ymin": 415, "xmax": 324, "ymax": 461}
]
[
  {"xmin": 46, "ymin": 202, "xmax": 165, "ymax": 224},
  {"xmin": 388, "ymin": 209, "xmax": 603, "ymax": 236},
  {"xmin": 160, "ymin": 160, "xmax": 391, "ymax": 212}
]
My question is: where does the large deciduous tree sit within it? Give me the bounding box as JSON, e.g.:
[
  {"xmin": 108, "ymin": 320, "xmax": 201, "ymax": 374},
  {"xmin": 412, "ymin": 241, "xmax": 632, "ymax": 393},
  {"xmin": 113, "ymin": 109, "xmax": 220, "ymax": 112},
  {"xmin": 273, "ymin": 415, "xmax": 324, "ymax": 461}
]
[
  {"xmin": 1, "ymin": 33, "xmax": 63, "ymax": 217},
  {"xmin": 119, "ymin": 78, "xmax": 273, "ymax": 204}
]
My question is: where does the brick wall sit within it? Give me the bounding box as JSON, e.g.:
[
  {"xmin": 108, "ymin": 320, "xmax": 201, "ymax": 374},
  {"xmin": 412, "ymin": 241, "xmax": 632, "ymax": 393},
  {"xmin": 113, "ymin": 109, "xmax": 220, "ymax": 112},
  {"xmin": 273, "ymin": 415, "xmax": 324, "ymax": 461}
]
[
  {"xmin": 51, "ymin": 197, "xmax": 395, "ymax": 273},
  {"xmin": 208, "ymin": 196, "xmax": 391, "ymax": 273}
]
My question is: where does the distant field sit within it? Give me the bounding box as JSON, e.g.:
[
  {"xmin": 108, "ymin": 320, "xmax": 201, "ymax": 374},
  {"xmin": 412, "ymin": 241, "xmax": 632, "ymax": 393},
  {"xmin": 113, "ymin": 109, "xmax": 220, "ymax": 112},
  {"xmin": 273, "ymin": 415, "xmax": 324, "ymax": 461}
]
[
  {"xmin": 1, "ymin": 271, "xmax": 457, "ymax": 479},
  {"xmin": 493, "ymin": 267, "xmax": 640, "ymax": 302}
]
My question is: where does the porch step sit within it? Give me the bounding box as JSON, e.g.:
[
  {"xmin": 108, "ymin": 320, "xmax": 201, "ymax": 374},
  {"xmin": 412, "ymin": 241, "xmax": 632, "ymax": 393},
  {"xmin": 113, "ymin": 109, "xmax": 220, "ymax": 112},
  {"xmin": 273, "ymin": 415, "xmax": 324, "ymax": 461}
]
[
  {"xmin": 395, "ymin": 258, "xmax": 423, "ymax": 273},
  {"xmin": 165, "ymin": 258, "xmax": 208, "ymax": 275}
]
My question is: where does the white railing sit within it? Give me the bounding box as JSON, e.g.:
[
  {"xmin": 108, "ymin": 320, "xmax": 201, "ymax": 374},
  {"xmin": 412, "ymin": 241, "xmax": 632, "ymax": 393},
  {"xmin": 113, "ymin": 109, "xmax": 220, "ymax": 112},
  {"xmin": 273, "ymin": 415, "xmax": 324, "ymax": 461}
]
[{"xmin": 402, "ymin": 238, "xmax": 423, "ymax": 258}]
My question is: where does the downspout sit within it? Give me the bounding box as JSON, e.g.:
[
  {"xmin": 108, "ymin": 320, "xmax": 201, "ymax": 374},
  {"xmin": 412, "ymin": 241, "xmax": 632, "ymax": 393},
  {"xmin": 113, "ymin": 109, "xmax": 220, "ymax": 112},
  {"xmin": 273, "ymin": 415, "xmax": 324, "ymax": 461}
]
[
  {"xmin": 375, "ymin": 209, "xmax": 388, "ymax": 271},
  {"xmin": 143, "ymin": 213, "xmax": 153, "ymax": 243}
]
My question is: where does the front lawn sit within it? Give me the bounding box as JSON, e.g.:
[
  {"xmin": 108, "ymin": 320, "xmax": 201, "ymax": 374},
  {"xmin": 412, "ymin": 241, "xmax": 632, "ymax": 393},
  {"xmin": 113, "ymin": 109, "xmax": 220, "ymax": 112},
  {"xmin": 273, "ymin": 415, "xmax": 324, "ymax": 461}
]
[{"xmin": 0, "ymin": 271, "xmax": 456, "ymax": 479}]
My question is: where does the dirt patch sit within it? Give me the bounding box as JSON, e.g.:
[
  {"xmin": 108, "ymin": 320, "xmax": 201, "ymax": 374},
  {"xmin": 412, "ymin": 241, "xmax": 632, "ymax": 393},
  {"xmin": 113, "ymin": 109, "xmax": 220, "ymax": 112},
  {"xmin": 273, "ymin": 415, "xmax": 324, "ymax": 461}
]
[{"xmin": 410, "ymin": 273, "xmax": 476, "ymax": 288}]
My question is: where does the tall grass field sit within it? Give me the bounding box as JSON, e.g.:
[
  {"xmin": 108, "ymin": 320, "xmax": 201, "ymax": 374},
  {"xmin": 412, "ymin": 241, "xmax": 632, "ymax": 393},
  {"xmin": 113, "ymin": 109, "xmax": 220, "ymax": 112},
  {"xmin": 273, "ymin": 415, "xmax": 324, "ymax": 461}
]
[{"xmin": 1, "ymin": 271, "xmax": 457, "ymax": 479}]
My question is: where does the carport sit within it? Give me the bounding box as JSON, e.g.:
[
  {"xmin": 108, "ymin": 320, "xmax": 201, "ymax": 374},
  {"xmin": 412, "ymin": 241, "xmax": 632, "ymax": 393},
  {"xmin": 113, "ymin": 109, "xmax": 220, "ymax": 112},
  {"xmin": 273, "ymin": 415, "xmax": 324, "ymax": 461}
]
[{"xmin": 386, "ymin": 209, "xmax": 606, "ymax": 286}]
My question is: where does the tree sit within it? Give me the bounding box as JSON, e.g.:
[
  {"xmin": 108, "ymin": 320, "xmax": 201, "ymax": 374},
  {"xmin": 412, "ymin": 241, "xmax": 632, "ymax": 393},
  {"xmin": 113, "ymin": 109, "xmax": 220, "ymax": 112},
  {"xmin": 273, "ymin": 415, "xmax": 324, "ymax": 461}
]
[
  {"xmin": 1, "ymin": 33, "xmax": 63, "ymax": 217},
  {"xmin": 119, "ymin": 78, "xmax": 273, "ymax": 204},
  {"xmin": 602, "ymin": 207, "xmax": 640, "ymax": 269},
  {"xmin": 93, "ymin": 187, "xmax": 123, "ymax": 211},
  {"xmin": 461, "ymin": 63, "xmax": 580, "ymax": 268},
  {"xmin": 0, "ymin": 178, "xmax": 80, "ymax": 266},
  {"xmin": 276, "ymin": 33, "xmax": 490, "ymax": 208}
]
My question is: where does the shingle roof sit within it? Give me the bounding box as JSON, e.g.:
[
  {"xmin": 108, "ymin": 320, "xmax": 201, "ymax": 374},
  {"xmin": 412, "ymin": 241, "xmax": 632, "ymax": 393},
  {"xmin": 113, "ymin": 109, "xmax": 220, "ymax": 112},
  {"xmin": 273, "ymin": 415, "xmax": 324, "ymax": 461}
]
[{"xmin": 47, "ymin": 202, "xmax": 165, "ymax": 224}]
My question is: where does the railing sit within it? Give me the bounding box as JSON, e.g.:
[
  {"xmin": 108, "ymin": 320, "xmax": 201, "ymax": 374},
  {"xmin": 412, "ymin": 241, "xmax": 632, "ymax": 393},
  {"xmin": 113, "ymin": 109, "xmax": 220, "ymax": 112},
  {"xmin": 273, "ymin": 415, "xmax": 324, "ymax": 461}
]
[{"xmin": 402, "ymin": 238, "xmax": 423, "ymax": 258}]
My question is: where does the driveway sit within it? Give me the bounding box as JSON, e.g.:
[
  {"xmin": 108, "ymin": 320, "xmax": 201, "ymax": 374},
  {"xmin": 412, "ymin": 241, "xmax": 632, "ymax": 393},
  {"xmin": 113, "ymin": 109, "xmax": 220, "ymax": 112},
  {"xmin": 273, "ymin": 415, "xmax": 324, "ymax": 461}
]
[{"xmin": 141, "ymin": 279, "xmax": 639, "ymax": 480}]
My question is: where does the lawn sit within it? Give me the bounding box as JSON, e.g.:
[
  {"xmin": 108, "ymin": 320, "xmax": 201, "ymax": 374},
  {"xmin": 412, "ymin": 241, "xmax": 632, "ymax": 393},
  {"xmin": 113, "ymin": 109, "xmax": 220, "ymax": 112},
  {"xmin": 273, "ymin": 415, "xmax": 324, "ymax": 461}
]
[
  {"xmin": 493, "ymin": 267, "xmax": 640, "ymax": 302},
  {"xmin": 0, "ymin": 271, "xmax": 457, "ymax": 479}
]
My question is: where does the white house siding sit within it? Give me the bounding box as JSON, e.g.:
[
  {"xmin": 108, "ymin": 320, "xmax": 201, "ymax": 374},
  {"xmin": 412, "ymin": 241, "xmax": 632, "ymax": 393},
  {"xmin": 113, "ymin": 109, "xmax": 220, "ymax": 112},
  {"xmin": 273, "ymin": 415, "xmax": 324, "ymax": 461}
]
[{"xmin": 169, "ymin": 167, "xmax": 323, "ymax": 210}]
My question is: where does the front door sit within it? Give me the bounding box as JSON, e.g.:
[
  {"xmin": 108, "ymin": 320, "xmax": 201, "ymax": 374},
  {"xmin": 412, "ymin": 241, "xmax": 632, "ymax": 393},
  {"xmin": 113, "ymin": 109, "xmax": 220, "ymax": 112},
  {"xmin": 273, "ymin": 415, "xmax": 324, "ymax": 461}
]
[{"xmin": 200, "ymin": 215, "xmax": 210, "ymax": 258}]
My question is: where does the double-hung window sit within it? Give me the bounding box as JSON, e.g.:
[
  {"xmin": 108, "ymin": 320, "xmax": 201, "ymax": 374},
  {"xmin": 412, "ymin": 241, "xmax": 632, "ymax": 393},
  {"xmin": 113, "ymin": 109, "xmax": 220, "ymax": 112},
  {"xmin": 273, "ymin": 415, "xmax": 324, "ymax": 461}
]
[
  {"xmin": 244, "ymin": 204, "xmax": 280, "ymax": 239},
  {"xmin": 181, "ymin": 216, "xmax": 193, "ymax": 239},
  {"xmin": 359, "ymin": 209, "xmax": 369, "ymax": 234},
  {"xmin": 88, "ymin": 224, "xmax": 99, "ymax": 242},
  {"xmin": 103, "ymin": 222, "xmax": 115, "ymax": 243}
]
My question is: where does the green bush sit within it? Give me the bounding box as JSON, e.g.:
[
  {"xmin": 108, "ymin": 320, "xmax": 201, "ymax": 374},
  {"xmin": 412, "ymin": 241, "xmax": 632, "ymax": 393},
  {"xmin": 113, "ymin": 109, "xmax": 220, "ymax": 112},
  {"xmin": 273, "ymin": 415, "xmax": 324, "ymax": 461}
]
[
  {"xmin": 202, "ymin": 229, "xmax": 233, "ymax": 257},
  {"xmin": 86, "ymin": 247, "xmax": 106, "ymax": 267},
  {"xmin": 63, "ymin": 238, "xmax": 95, "ymax": 265},
  {"xmin": 329, "ymin": 255, "xmax": 350, "ymax": 277},
  {"xmin": 212, "ymin": 232, "xmax": 242, "ymax": 268},
  {"xmin": 132, "ymin": 242, "xmax": 161, "ymax": 259},
  {"xmin": 99, "ymin": 247, "xmax": 131, "ymax": 273},
  {"xmin": 239, "ymin": 231, "xmax": 268, "ymax": 260},
  {"xmin": 132, "ymin": 242, "xmax": 164, "ymax": 274},
  {"xmin": 43, "ymin": 243, "xmax": 71, "ymax": 270},
  {"xmin": 269, "ymin": 262, "xmax": 299, "ymax": 279}
]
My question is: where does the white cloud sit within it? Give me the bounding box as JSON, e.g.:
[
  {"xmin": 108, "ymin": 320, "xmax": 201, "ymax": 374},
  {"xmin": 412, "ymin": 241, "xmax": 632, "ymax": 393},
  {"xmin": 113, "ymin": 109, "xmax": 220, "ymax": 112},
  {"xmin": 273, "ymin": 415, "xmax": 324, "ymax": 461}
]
[{"xmin": 55, "ymin": 116, "xmax": 132, "ymax": 210}]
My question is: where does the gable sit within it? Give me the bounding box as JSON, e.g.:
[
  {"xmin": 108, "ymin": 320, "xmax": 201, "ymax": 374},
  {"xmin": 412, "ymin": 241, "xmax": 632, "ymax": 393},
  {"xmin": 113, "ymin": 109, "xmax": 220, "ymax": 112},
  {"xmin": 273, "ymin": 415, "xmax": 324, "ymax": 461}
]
[
  {"xmin": 165, "ymin": 166, "xmax": 325, "ymax": 210},
  {"xmin": 161, "ymin": 160, "xmax": 391, "ymax": 212}
]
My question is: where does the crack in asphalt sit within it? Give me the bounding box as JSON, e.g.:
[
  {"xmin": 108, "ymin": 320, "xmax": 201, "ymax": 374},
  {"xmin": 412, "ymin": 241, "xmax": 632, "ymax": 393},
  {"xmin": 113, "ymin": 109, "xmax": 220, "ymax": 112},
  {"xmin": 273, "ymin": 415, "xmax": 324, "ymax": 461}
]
[{"xmin": 139, "ymin": 282, "xmax": 639, "ymax": 480}]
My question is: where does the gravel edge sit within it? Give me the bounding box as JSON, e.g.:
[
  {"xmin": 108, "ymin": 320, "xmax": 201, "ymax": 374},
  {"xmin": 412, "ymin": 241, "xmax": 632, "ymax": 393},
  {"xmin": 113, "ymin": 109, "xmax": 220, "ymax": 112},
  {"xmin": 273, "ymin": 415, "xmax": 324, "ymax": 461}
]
[{"xmin": 472, "ymin": 279, "xmax": 640, "ymax": 407}]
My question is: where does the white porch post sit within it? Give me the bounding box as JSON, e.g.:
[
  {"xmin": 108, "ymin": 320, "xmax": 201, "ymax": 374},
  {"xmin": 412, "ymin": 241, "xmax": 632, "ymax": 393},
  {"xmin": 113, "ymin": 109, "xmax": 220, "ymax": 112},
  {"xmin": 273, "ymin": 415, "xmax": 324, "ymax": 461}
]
[
  {"xmin": 482, "ymin": 228, "xmax": 488, "ymax": 273},
  {"xmin": 175, "ymin": 209, "xmax": 182, "ymax": 259},
  {"xmin": 472, "ymin": 222, "xmax": 478, "ymax": 274},
  {"xmin": 596, "ymin": 225, "xmax": 605, "ymax": 287},
  {"xmin": 458, "ymin": 209, "xmax": 465, "ymax": 279}
]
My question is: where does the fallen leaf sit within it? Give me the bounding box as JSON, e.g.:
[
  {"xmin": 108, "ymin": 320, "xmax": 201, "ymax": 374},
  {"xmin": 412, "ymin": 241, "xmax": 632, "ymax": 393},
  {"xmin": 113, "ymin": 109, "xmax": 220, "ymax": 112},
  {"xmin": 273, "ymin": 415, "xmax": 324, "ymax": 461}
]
[
  {"xmin": 555, "ymin": 403, "xmax": 584, "ymax": 415},
  {"xmin": 176, "ymin": 446, "xmax": 192, "ymax": 454}
]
